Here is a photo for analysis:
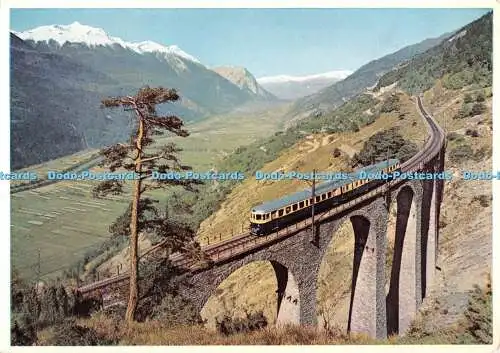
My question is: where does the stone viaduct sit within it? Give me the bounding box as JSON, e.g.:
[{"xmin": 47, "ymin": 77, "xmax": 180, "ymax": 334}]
[{"xmin": 78, "ymin": 96, "xmax": 446, "ymax": 339}]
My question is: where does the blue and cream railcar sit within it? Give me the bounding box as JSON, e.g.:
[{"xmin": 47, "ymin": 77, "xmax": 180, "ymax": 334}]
[{"xmin": 250, "ymin": 159, "xmax": 400, "ymax": 236}]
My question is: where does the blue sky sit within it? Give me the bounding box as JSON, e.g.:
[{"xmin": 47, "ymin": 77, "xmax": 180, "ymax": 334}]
[{"xmin": 10, "ymin": 8, "xmax": 490, "ymax": 77}]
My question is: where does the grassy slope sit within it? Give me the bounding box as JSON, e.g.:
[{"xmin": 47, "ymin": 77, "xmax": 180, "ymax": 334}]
[
  {"xmin": 414, "ymin": 81, "xmax": 492, "ymax": 329},
  {"xmin": 10, "ymin": 103, "xmax": 291, "ymax": 281}
]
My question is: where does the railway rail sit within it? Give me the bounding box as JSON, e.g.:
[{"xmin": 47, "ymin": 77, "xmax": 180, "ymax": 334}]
[{"xmin": 77, "ymin": 95, "xmax": 445, "ymax": 294}]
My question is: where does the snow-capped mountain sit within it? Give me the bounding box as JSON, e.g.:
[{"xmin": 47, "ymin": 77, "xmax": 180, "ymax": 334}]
[
  {"xmin": 257, "ymin": 70, "xmax": 352, "ymax": 84},
  {"xmin": 10, "ymin": 23, "xmax": 271, "ymax": 168},
  {"xmin": 11, "ymin": 22, "xmax": 259, "ymax": 114},
  {"xmin": 257, "ymin": 70, "xmax": 352, "ymax": 100},
  {"xmin": 212, "ymin": 66, "xmax": 276, "ymax": 100},
  {"xmin": 13, "ymin": 21, "xmax": 201, "ymax": 64}
]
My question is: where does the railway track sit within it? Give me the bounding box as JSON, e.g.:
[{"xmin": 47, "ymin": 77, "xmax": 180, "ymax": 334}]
[
  {"xmin": 10, "ymin": 154, "xmax": 103, "ymax": 194},
  {"xmin": 77, "ymin": 95, "xmax": 445, "ymax": 294}
]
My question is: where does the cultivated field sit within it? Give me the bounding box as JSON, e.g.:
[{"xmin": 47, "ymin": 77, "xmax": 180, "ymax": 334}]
[{"xmin": 11, "ymin": 103, "xmax": 291, "ymax": 281}]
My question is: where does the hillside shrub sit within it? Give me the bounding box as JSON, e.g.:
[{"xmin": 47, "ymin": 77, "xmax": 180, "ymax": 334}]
[
  {"xmin": 216, "ymin": 311, "xmax": 268, "ymax": 336},
  {"xmin": 471, "ymin": 103, "xmax": 486, "ymax": 116},
  {"xmin": 10, "ymin": 269, "xmax": 85, "ymax": 345},
  {"xmin": 149, "ymin": 294, "xmax": 203, "ymax": 327},
  {"xmin": 473, "ymin": 146, "xmax": 491, "ymax": 161},
  {"xmin": 380, "ymin": 94, "xmax": 401, "ymax": 113},
  {"xmin": 457, "ymin": 276, "xmax": 492, "ymax": 344},
  {"xmin": 11, "ymin": 313, "xmax": 37, "ymax": 346},
  {"xmin": 446, "ymin": 132, "xmax": 464, "ymax": 142},
  {"xmin": 45, "ymin": 319, "xmax": 117, "ymax": 345},
  {"xmin": 475, "ymin": 91, "xmax": 486, "ymax": 102},
  {"xmin": 453, "ymin": 105, "xmax": 471, "ymax": 119},
  {"xmin": 472, "ymin": 195, "xmax": 491, "ymax": 207},
  {"xmin": 463, "ymin": 93, "xmax": 474, "ymax": 103},
  {"xmin": 443, "ymin": 69, "xmax": 475, "ymax": 90},
  {"xmin": 449, "ymin": 144, "xmax": 474, "ymax": 163},
  {"xmin": 332, "ymin": 148, "xmax": 342, "ymax": 158},
  {"xmin": 465, "ymin": 129, "xmax": 479, "ymax": 137},
  {"xmin": 351, "ymin": 127, "xmax": 418, "ymax": 167}
]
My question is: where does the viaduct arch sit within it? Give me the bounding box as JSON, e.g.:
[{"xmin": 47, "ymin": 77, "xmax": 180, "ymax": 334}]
[{"xmin": 77, "ymin": 97, "xmax": 445, "ymax": 339}]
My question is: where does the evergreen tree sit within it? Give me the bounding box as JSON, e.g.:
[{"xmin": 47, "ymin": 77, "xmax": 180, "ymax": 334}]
[{"xmin": 93, "ymin": 86, "xmax": 202, "ymax": 322}]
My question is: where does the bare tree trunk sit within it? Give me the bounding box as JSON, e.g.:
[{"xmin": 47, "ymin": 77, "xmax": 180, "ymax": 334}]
[{"xmin": 125, "ymin": 115, "xmax": 144, "ymax": 323}]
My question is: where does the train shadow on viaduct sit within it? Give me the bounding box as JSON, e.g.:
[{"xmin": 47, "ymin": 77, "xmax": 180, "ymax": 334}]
[{"xmin": 178, "ymin": 156, "xmax": 444, "ymax": 339}]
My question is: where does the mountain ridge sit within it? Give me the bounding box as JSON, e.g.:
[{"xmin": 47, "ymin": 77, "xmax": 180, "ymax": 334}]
[
  {"xmin": 212, "ymin": 66, "xmax": 276, "ymax": 100},
  {"xmin": 287, "ymin": 32, "xmax": 452, "ymax": 119},
  {"xmin": 375, "ymin": 11, "xmax": 492, "ymax": 94},
  {"xmin": 13, "ymin": 21, "xmax": 201, "ymax": 64},
  {"xmin": 257, "ymin": 70, "xmax": 352, "ymax": 100},
  {"xmin": 257, "ymin": 70, "xmax": 352, "ymax": 84},
  {"xmin": 9, "ymin": 26, "xmax": 274, "ymax": 169}
]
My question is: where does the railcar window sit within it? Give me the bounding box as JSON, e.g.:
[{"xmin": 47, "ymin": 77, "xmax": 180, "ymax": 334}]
[
  {"xmin": 271, "ymin": 211, "xmax": 277, "ymax": 219},
  {"xmin": 292, "ymin": 204, "xmax": 298, "ymax": 211},
  {"xmin": 315, "ymin": 196, "xmax": 320, "ymax": 202},
  {"xmin": 328, "ymin": 192, "xmax": 332, "ymax": 198},
  {"xmin": 279, "ymin": 209, "xmax": 284, "ymax": 216},
  {"xmin": 286, "ymin": 206, "xmax": 291, "ymax": 213},
  {"xmin": 299, "ymin": 201, "xmax": 305, "ymax": 208},
  {"xmin": 256, "ymin": 214, "xmax": 262, "ymax": 220},
  {"xmin": 321, "ymin": 194, "xmax": 326, "ymax": 200}
]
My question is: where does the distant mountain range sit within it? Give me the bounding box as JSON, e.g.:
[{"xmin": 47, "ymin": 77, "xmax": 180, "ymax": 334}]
[
  {"xmin": 12, "ymin": 21, "xmax": 201, "ymax": 63},
  {"xmin": 375, "ymin": 11, "xmax": 492, "ymax": 94},
  {"xmin": 287, "ymin": 32, "xmax": 452, "ymax": 120},
  {"xmin": 10, "ymin": 18, "xmax": 475, "ymax": 169},
  {"xmin": 10, "ymin": 22, "xmax": 276, "ymax": 169},
  {"xmin": 257, "ymin": 70, "xmax": 352, "ymax": 100}
]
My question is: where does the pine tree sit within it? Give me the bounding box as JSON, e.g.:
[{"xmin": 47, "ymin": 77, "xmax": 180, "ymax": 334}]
[{"xmin": 93, "ymin": 86, "xmax": 201, "ymax": 322}]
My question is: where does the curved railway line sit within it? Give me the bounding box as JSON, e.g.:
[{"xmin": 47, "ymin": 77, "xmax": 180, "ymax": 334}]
[
  {"xmin": 77, "ymin": 95, "xmax": 445, "ymax": 294},
  {"xmin": 10, "ymin": 154, "xmax": 103, "ymax": 194}
]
